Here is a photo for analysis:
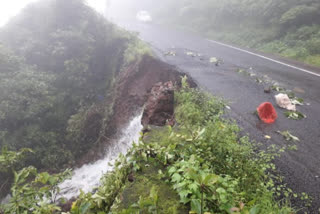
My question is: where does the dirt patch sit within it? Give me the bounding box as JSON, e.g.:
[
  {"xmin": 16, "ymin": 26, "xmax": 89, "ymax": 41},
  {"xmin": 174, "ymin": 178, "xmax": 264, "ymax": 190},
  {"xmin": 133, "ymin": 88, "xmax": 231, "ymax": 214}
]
[{"xmin": 107, "ymin": 55, "xmax": 195, "ymax": 136}]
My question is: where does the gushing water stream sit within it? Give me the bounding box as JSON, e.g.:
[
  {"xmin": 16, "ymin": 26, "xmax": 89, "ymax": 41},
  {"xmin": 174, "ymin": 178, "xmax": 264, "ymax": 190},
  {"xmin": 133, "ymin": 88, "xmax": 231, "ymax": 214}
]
[{"xmin": 58, "ymin": 114, "xmax": 143, "ymax": 199}]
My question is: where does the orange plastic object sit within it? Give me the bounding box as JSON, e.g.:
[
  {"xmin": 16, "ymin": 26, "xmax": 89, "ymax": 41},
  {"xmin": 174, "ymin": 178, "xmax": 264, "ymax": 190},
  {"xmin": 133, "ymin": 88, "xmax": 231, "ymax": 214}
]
[{"xmin": 257, "ymin": 102, "xmax": 277, "ymax": 124}]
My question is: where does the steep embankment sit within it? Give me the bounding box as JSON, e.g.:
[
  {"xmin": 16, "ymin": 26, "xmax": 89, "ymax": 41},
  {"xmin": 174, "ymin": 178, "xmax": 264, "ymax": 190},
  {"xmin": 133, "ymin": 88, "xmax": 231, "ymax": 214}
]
[
  {"xmin": 0, "ymin": 0, "xmax": 158, "ymax": 203},
  {"xmin": 0, "ymin": 51, "xmax": 301, "ymax": 213},
  {"xmin": 0, "ymin": 0, "xmax": 130, "ymax": 172},
  {"xmin": 0, "ymin": 50, "xmax": 195, "ymax": 211},
  {"xmin": 57, "ymin": 55, "xmax": 196, "ymax": 209},
  {"xmin": 69, "ymin": 76, "xmax": 299, "ymax": 214},
  {"xmin": 0, "ymin": 0, "xmax": 195, "ymax": 208},
  {"xmin": 77, "ymin": 55, "xmax": 196, "ymax": 165},
  {"xmin": 109, "ymin": 55, "xmax": 196, "ymax": 133},
  {"xmin": 0, "ymin": 0, "xmax": 135, "ymax": 202}
]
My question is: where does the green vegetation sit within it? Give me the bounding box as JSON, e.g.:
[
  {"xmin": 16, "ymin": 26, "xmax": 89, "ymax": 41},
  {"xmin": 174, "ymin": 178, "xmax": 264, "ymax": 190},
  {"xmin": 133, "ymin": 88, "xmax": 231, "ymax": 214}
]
[
  {"xmin": 277, "ymin": 131, "xmax": 300, "ymax": 142},
  {"xmin": 0, "ymin": 0, "xmax": 310, "ymax": 212},
  {"xmin": 70, "ymin": 77, "xmax": 296, "ymax": 213},
  {"xmin": 284, "ymin": 111, "xmax": 307, "ymax": 120},
  {"xmin": 0, "ymin": 147, "xmax": 72, "ymax": 213},
  {"xmin": 0, "ymin": 0, "xmax": 150, "ymax": 201},
  {"xmin": 112, "ymin": 0, "xmax": 320, "ymax": 66},
  {"xmin": 162, "ymin": 0, "xmax": 320, "ymax": 66},
  {"xmin": 0, "ymin": 0, "xmax": 148, "ymax": 171}
]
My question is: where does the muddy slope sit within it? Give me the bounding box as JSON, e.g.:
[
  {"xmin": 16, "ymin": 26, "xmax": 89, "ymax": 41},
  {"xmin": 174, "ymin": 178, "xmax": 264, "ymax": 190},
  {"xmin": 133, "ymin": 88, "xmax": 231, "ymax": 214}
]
[
  {"xmin": 107, "ymin": 55, "xmax": 195, "ymax": 135},
  {"xmin": 77, "ymin": 55, "xmax": 195, "ymax": 165}
]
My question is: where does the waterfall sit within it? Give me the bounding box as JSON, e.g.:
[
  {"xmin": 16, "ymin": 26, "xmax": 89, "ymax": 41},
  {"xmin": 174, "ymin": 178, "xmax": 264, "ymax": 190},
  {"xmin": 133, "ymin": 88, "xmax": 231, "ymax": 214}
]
[{"xmin": 58, "ymin": 114, "xmax": 143, "ymax": 199}]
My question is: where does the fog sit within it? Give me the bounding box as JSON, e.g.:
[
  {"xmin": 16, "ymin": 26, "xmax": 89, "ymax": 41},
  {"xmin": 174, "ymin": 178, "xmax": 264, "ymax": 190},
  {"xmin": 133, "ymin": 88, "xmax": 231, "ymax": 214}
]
[
  {"xmin": 0, "ymin": 0, "xmax": 106, "ymax": 27},
  {"xmin": 107, "ymin": 0, "xmax": 163, "ymax": 21},
  {"xmin": 0, "ymin": 0, "xmax": 38, "ymax": 26}
]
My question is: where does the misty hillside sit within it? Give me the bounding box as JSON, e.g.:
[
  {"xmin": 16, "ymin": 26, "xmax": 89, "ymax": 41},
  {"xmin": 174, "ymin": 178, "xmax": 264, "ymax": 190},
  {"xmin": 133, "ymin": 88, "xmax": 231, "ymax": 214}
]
[
  {"xmin": 0, "ymin": 0, "xmax": 130, "ymax": 169},
  {"xmin": 0, "ymin": 0, "xmax": 148, "ymax": 203}
]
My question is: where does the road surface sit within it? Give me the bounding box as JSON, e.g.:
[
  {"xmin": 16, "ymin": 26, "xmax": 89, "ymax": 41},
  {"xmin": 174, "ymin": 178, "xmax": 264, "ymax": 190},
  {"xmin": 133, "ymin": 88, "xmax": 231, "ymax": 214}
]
[{"xmin": 119, "ymin": 22, "xmax": 320, "ymax": 212}]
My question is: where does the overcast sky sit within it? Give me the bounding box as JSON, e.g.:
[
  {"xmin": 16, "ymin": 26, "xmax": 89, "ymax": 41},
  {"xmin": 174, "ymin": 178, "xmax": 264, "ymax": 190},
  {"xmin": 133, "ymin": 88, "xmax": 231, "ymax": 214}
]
[{"xmin": 0, "ymin": 0, "xmax": 106, "ymax": 27}]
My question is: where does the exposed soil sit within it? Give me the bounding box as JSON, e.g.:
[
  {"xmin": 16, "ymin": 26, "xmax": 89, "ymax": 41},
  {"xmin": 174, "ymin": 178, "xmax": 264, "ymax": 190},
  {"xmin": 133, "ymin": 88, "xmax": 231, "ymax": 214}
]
[
  {"xmin": 76, "ymin": 55, "xmax": 195, "ymax": 166},
  {"xmin": 141, "ymin": 81, "xmax": 175, "ymax": 127},
  {"xmin": 108, "ymin": 55, "xmax": 195, "ymax": 135}
]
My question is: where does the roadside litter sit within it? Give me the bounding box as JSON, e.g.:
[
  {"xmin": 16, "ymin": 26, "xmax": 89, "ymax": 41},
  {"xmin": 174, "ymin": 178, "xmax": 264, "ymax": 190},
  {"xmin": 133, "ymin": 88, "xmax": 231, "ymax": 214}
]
[
  {"xmin": 164, "ymin": 51, "xmax": 176, "ymax": 56},
  {"xmin": 186, "ymin": 51, "xmax": 196, "ymax": 57},
  {"xmin": 210, "ymin": 57, "xmax": 223, "ymax": 66},
  {"xmin": 285, "ymin": 111, "xmax": 306, "ymax": 120},
  {"xmin": 275, "ymin": 93, "xmax": 296, "ymax": 111},
  {"xmin": 257, "ymin": 102, "xmax": 277, "ymax": 124},
  {"xmin": 264, "ymin": 135, "xmax": 271, "ymax": 140},
  {"xmin": 210, "ymin": 57, "xmax": 218, "ymax": 63},
  {"xmin": 277, "ymin": 130, "xmax": 300, "ymax": 142}
]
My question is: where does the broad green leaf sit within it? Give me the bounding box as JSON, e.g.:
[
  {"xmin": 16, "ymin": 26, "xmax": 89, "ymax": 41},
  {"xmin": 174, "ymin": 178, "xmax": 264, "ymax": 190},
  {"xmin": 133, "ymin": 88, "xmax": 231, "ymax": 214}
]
[
  {"xmin": 172, "ymin": 173, "xmax": 182, "ymax": 182},
  {"xmin": 203, "ymin": 174, "xmax": 219, "ymax": 185},
  {"xmin": 79, "ymin": 202, "xmax": 91, "ymax": 214},
  {"xmin": 249, "ymin": 205, "xmax": 260, "ymax": 214},
  {"xmin": 191, "ymin": 199, "xmax": 202, "ymax": 214}
]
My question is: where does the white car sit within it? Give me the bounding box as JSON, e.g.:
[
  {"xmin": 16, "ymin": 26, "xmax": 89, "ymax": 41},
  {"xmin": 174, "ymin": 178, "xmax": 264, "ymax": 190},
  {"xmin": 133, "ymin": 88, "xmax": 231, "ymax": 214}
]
[{"xmin": 136, "ymin": 11, "xmax": 152, "ymax": 22}]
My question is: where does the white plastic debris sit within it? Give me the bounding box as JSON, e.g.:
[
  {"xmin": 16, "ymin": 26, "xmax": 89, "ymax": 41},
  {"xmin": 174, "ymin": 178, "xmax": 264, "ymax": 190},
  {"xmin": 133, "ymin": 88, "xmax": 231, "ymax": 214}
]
[
  {"xmin": 275, "ymin": 93, "xmax": 296, "ymax": 111},
  {"xmin": 210, "ymin": 57, "xmax": 218, "ymax": 63},
  {"xmin": 186, "ymin": 51, "xmax": 195, "ymax": 56},
  {"xmin": 264, "ymin": 135, "xmax": 271, "ymax": 140},
  {"xmin": 164, "ymin": 51, "xmax": 176, "ymax": 56}
]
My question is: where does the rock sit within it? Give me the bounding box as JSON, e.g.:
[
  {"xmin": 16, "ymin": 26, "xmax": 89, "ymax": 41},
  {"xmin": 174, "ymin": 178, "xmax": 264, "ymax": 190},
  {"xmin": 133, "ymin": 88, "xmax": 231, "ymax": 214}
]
[
  {"xmin": 60, "ymin": 197, "xmax": 77, "ymax": 212},
  {"xmin": 141, "ymin": 81, "xmax": 175, "ymax": 127},
  {"xmin": 109, "ymin": 55, "xmax": 196, "ymax": 136},
  {"xmin": 142, "ymin": 126, "xmax": 151, "ymax": 135},
  {"xmin": 264, "ymin": 87, "xmax": 271, "ymax": 93},
  {"xmin": 128, "ymin": 172, "xmax": 135, "ymax": 182}
]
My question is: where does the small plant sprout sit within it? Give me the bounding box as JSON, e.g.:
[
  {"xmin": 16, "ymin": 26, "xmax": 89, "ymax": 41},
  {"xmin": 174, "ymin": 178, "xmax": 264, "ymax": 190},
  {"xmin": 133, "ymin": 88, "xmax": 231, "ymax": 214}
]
[{"xmin": 271, "ymin": 84, "xmax": 284, "ymax": 92}]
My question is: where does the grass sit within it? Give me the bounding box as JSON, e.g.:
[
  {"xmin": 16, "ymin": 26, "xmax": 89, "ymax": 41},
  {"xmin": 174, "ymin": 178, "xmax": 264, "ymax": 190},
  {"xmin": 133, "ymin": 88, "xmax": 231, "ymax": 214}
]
[{"xmin": 205, "ymin": 25, "xmax": 320, "ymax": 68}]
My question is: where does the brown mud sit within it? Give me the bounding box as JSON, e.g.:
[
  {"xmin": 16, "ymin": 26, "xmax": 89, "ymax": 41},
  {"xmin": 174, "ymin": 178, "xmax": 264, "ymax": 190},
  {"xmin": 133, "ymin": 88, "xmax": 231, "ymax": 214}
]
[{"xmin": 76, "ymin": 55, "xmax": 195, "ymax": 166}]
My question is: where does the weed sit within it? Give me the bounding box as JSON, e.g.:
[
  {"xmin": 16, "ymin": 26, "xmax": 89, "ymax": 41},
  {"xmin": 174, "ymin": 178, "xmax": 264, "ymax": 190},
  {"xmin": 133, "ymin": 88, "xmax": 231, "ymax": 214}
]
[{"xmin": 284, "ymin": 111, "xmax": 306, "ymax": 120}]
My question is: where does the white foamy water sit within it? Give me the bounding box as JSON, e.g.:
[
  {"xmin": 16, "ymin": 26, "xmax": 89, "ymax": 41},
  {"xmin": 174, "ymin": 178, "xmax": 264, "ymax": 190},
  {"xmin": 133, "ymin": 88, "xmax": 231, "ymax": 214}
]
[{"xmin": 58, "ymin": 114, "xmax": 143, "ymax": 199}]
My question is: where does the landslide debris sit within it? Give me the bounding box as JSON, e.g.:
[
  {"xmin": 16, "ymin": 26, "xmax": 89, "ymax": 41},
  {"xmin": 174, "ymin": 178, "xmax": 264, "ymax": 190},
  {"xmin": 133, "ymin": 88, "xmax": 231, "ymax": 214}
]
[
  {"xmin": 141, "ymin": 81, "xmax": 175, "ymax": 127},
  {"xmin": 108, "ymin": 55, "xmax": 196, "ymax": 136}
]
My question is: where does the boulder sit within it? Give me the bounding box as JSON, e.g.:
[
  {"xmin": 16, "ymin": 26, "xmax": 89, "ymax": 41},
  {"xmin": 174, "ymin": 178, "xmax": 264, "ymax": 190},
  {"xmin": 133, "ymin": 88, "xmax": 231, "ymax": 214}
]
[{"xmin": 141, "ymin": 81, "xmax": 175, "ymax": 127}]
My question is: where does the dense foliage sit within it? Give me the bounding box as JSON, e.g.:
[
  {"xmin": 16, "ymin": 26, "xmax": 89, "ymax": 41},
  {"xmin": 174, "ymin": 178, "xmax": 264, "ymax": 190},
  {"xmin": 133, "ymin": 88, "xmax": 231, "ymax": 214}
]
[
  {"xmin": 0, "ymin": 0, "xmax": 151, "ymax": 201},
  {"xmin": 70, "ymin": 77, "xmax": 295, "ymax": 213},
  {"xmin": 0, "ymin": 147, "xmax": 72, "ymax": 213},
  {"xmin": 0, "ymin": 0, "xmax": 137, "ymax": 171},
  {"xmin": 110, "ymin": 0, "xmax": 320, "ymax": 66}
]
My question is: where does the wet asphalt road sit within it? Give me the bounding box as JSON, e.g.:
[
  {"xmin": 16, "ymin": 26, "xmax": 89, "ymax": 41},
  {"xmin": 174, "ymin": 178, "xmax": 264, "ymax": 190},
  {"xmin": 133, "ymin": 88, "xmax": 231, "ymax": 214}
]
[{"xmin": 119, "ymin": 22, "xmax": 320, "ymax": 212}]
